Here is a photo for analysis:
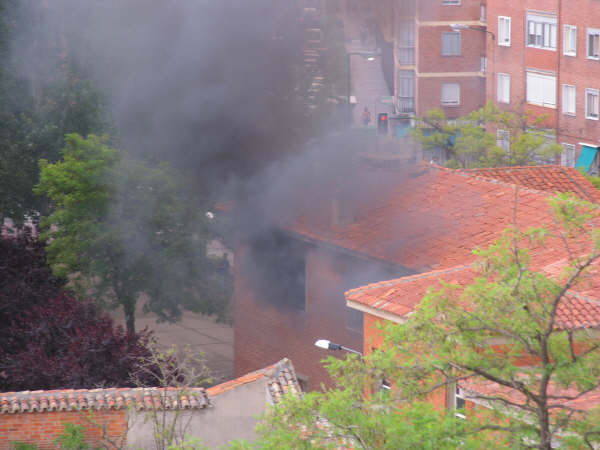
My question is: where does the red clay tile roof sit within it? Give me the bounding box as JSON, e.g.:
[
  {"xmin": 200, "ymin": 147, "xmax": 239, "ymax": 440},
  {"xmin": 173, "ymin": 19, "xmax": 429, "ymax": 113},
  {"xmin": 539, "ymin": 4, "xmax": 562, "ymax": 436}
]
[
  {"xmin": 207, "ymin": 358, "xmax": 301, "ymax": 404},
  {"xmin": 460, "ymin": 166, "xmax": 600, "ymax": 203},
  {"xmin": 0, "ymin": 387, "xmax": 209, "ymax": 414},
  {"xmin": 288, "ymin": 164, "xmax": 561, "ymax": 270},
  {"xmin": 0, "ymin": 359, "xmax": 301, "ymax": 414},
  {"xmin": 346, "ymin": 264, "xmax": 600, "ymax": 330},
  {"xmin": 459, "ymin": 377, "xmax": 600, "ymax": 412}
]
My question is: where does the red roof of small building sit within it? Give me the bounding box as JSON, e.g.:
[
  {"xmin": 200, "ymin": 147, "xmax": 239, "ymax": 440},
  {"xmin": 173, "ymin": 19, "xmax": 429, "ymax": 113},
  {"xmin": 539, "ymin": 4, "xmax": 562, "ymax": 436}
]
[
  {"xmin": 346, "ymin": 264, "xmax": 600, "ymax": 330},
  {"xmin": 459, "ymin": 377, "xmax": 600, "ymax": 412},
  {"xmin": 460, "ymin": 166, "xmax": 600, "ymax": 203},
  {"xmin": 289, "ymin": 164, "xmax": 562, "ymax": 270},
  {"xmin": 0, "ymin": 359, "xmax": 301, "ymax": 414}
]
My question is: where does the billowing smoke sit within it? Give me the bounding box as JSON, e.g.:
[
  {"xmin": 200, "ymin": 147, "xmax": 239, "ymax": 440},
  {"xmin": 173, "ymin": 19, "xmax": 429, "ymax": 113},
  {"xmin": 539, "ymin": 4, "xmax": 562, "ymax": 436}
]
[{"xmin": 10, "ymin": 0, "xmax": 310, "ymax": 198}]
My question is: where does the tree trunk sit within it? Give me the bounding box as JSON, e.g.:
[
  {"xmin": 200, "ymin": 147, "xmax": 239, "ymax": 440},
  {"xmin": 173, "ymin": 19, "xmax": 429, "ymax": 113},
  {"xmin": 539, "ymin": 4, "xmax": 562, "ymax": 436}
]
[
  {"xmin": 539, "ymin": 408, "xmax": 552, "ymax": 450},
  {"xmin": 124, "ymin": 301, "xmax": 136, "ymax": 335}
]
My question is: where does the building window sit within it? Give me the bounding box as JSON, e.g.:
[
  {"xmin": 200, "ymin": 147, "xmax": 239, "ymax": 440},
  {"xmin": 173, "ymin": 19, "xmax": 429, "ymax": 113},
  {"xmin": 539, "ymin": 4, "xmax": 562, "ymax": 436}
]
[
  {"xmin": 442, "ymin": 0, "xmax": 461, "ymax": 5},
  {"xmin": 497, "ymin": 129, "xmax": 510, "ymax": 152},
  {"xmin": 397, "ymin": 20, "xmax": 416, "ymax": 65},
  {"xmin": 562, "ymin": 84, "xmax": 576, "ymax": 116},
  {"xmin": 497, "ymin": 73, "xmax": 510, "ymax": 104},
  {"xmin": 564, "ymin": 25, "xmax": 577, "ymax": 56},
  {"xmin": 586, "ymin": 88, "xmax": 600, "ymax": 120},
  {"xmin": 561, "ymin": 143, "xmax": 576, "ymax": 167},
  {"xmin": 587, "ymin": 28, "xmax": 600, "ymax": 60},
  {"xmin": 526, "ymin": 70, "xmax": 557, "ymax": 108},
  {"xmin": 397, "ymin": 70, "xmax": 415, "ymax": 113},
  {"xmin": 441, "ymin": 83, "xmax": 460, "ymax": 106},
  {"xmin": 441, "ymin": 32, "xmax": 461, "ymax": 56},
  {"xmin": 448, "ymin": 383, "xmax": 467, "ymax": 419},
  {"xmin": 346, "ymin": 307, "xmax": 363, "ymax": 333},
  {"xmin": 498, "ymin": 16, "xmax": 511, "ymax": 46},
  {"xmin": 527, "ymin": 13, "xmax": 557, "ymax": 50}
]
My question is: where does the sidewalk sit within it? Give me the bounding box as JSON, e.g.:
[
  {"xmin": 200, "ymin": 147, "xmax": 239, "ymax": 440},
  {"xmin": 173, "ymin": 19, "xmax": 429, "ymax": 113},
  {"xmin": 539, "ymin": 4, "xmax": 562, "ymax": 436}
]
[{"xmin": 343, "ymin": 7, "xmax": 393, "ymax": 127}]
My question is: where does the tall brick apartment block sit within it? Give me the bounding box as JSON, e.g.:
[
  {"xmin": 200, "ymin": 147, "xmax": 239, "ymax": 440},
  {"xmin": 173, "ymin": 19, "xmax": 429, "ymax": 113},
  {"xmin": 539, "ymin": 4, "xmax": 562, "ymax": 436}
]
[
  {"xmin": 389, "ymin": 0, "xmax": 487, "ymax": 118},
  {"xmin": 486, "ymin": 0, "xmax": 600, "ymax": 173}
]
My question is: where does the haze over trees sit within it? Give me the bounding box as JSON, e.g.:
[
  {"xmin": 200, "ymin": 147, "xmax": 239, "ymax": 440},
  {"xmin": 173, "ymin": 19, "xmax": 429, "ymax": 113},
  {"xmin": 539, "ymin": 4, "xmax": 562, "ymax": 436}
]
[{"xmin": 36, "ymin": 134, "xmax": 231, "ymax": 334}]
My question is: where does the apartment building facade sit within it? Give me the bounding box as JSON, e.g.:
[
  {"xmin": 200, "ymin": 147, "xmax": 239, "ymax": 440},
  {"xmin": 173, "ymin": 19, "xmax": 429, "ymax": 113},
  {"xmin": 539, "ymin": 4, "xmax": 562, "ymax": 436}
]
[
  {"xmin": 390, "ymin": 0, "xmax": 487, "ymax": 118},
  {"xmin": 486, "ymin": 0, "xmax": 600, "ymax": 173}
]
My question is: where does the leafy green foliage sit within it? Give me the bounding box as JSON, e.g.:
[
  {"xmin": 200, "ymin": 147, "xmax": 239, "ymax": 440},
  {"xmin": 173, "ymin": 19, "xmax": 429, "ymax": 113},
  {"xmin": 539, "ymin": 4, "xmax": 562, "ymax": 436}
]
[
  {"xmin": 36, "ymin": 134, "xmax": 231, "ymax": 333},
  {"xmin": 55, "ymin": 424, "xmax": 92, "ymax": 450},
  {"xmin": 0, "ymin": 1, "xmax": 108, "ymax": 222},
  {"xmin": 10, "ymin": 443, "xmax": 38, "ymax": 450},
  {"xmin": 413, "ymin": 102, "xmax": 561, "ymax": 168}
]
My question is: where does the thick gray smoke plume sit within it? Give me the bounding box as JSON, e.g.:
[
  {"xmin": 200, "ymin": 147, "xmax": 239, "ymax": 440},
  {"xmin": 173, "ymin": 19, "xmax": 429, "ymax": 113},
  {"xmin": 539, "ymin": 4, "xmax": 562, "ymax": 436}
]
[{"xmin": 13, "ymin": 0, "xmax": 308, "ymax": 196}]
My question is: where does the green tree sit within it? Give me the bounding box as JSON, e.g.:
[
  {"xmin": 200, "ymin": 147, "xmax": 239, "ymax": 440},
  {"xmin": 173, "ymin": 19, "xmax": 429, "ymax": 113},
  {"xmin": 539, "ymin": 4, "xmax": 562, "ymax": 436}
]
[
  {"xmin": 248, "ymin": 195, "xmax": 600, "ymax": 449},
  {"xmin": 36, "ymin": 134, "xmax": 231, "ymax": 334},
  {"xmin": 0, "ymin": 0, "xmax": 108, "ymax": 223},
  {"xmin": 413, "ymin": 102, "xmax": 561, "ymax": 169}
]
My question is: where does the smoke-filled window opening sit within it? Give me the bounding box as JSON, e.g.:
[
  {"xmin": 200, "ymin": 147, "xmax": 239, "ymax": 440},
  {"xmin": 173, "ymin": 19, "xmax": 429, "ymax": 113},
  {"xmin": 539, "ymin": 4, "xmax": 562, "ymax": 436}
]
[
  {"xmin": 339, "ymin": 256, "xmax": 411, "ymax": 336},
  {"xmin": 247, "ymin": 230, "xmax": 308, "ymax": 312}
]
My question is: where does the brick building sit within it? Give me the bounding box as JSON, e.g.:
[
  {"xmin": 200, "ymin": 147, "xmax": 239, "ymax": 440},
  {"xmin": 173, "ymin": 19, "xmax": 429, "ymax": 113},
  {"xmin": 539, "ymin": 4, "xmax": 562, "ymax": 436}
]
[
  {"xmin": 345, "ymin": 165, "xmax": 600, "ymax": 421},
  {"xmin": 486, "ymin": 0, "xmax": 600, "ymax": 173},
  {"xmin": 379, "ymin": 0, "xmax": 487, "ymax": 118},
  {"xmin": 233, "ymin": 162, "xmax": 600, "ymax": 390}
]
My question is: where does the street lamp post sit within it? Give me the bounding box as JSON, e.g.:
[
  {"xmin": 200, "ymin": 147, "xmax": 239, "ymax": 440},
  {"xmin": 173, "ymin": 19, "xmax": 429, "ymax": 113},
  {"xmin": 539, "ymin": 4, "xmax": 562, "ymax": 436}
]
[{"xmin": 314, "ymin": 339, "xmax": 362, "ymax": 355}]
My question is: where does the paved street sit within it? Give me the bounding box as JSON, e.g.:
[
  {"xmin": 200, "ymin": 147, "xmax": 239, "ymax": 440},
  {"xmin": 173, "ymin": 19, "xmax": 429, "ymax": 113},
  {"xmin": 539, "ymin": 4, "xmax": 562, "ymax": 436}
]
[
  {"xmin": 343, "ymin": 8, "xmax": 393, "ymax": 127},
  {"xmin": 114, "ymin": 306, "xmax": 234, "ymax": 385}
]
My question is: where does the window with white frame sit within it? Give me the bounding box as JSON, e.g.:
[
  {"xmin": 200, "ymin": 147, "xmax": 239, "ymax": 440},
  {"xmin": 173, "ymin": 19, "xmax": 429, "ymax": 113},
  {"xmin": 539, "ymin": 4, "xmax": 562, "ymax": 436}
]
[
  {"xmin": 564, "ymin": 25, "xmax": 577, "ymax": 56},
  {"xmin": 498, "ymin": 16, "xmax": 511, "ymax": 46},
  {"xmin": 497, "ymin": 73, "xmax": 510, "ymax": 103},
  {"xmin": 497, "ymin": 129, "xmax": 510, "ymax": 152},
  {"xmin": 527, "ymin": 13, "xmax": 557, "ymax": 50},
  {"xmin": 442, "ymin": 32, "xmax": 461, "ymax": 56},
  {"xmin": 441, "ymin": 83, "xmax": 460, "ymax": 106},
  {"xmin": 448, "ymin": 384, "xmax": 467, "ymax": 419},
  {"xmin": 562, "ymin": 84, "xmax": 576, "ymax": 115},
  {"xmin": 526, "ymin": 70, "xmax": 557, "ymax": 107},
  {"xmin": 587, "ymin": 28, "xmax": 600, "ymax": 59},
  {"xmin": 586, "ymin": 88, "xmax": 600, "ymax": 119},
  {"xmin": 480, "ymin": 56, "xmax": 487, "ymax": 72},
  {"xmin": 561, "ymin": 143, "xmax": 576, "ymax": 167}
]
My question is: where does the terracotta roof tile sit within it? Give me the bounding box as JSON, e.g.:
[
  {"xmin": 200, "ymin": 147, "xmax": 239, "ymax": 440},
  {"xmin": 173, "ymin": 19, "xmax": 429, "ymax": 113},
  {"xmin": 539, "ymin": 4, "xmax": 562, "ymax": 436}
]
[
  {"xmin": 460, "ymin": 166, "xmax": 600, "ymax": 203},
  {"xmin": 459, "ymin": 377, "xmax": 600, "ymax": 412},
  {"xmin": 287, "ymin": 164, "xmax": 560, "ymax": 270},
  {"xmin": 0, "ymin": 387, "xmax": 209, "ymax": 414},
  {"xmin": 0, "ymin": 359, "xmax": 302, "ymax": 415},
  {"xmin": 346, "ymin": 264, "xmax": 600, "ymax": 331},
  {"xmin": 207, "ymin": 358, "xmax": 301, "ymax": 404}
]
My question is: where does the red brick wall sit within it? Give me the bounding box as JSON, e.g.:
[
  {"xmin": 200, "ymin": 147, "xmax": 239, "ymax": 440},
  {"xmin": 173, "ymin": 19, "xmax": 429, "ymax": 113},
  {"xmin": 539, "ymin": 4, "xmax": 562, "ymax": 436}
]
[
  {"xmin": 487, "ymin": 0, "xmax": 600, "ymax": 159},
  {"xmin": 418, "ymin": 0, "xmax": 483, "ymax": 22},
  {"xmin": 0, "ymin": 410, "xmax": 127, "ymax": 449},
  {"xmin": 413, "ymin": 0, "xmax": 486, "ymax": 117},
  {"xmin": 418, "ymin": 76, "xmax": 486, "ymax": 118},
  {"xmin": 418, "ymin": 26, "xmax": 485, "ymax": 74},
  {"xmin": 234, "ymin": 244, "xmax": 364, "ymax": 390}
]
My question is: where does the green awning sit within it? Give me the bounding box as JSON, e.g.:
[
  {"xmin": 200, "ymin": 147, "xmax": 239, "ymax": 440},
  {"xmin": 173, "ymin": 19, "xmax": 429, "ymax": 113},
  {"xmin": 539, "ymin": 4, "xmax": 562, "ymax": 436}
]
[{"xmin": 575, "ymin": 145, "xmax": 598, "ymax": 172}]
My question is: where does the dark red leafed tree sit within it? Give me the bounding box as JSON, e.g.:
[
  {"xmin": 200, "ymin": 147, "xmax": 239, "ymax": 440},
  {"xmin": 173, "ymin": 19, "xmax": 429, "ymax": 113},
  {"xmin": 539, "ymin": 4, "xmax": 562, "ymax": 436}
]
[{"xmin": 0, "ymin": 232, "xmax": 155, "ymax": 391}]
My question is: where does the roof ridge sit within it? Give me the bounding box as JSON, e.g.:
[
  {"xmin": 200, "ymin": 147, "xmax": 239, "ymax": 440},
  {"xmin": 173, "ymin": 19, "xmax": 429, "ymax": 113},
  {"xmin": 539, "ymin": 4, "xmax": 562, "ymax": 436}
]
[
  {"xmin": 0, "ymin": 386, "xmax": 210, "ymax": 414},
  {"xmin": 427, "ymin": 164, "xmax": 557, "ymax": 199},
  {"xmin": 458, "ymin": 165, "xmax": 599, "ymax": 203},
  {"xmin": 345, "ymin": 264, "xmax": 473, "ymax": 297}
]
